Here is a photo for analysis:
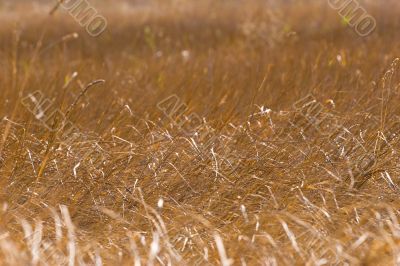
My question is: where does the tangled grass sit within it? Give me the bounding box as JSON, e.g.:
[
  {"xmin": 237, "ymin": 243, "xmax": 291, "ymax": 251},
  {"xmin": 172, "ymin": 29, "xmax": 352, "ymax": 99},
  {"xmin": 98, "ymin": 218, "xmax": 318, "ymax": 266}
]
[{"xmin": 1, "ymin": 0, "xmax": 400, "ymax": 265}]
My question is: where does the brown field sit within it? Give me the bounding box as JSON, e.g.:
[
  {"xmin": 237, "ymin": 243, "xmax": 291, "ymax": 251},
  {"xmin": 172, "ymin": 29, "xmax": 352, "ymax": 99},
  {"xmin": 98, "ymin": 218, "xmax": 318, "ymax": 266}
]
[{"xmin": 1, "ymin": 0, "xmax": 400, "ymax": 265}]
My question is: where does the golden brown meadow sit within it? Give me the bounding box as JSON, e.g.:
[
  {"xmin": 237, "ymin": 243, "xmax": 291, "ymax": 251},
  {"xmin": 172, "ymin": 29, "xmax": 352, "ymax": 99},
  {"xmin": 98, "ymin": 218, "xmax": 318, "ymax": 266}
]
[{"xmin": 1, "ymin": 0, "xmax": 400, "ymax": 265}]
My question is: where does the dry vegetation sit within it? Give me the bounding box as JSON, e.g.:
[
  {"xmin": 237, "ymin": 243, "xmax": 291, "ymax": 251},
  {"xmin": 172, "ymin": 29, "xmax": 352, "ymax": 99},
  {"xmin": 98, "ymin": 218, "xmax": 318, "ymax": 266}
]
[{"xmin": 1, "ymin": 0, "xmax": 400, "ymax": 265}]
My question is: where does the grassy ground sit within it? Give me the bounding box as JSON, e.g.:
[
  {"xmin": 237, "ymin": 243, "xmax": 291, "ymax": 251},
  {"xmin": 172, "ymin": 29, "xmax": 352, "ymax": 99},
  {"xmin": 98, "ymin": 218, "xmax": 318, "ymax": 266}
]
[{"xmin": 1, "ymin": 0, "xmax": 400, "ymax": 265}]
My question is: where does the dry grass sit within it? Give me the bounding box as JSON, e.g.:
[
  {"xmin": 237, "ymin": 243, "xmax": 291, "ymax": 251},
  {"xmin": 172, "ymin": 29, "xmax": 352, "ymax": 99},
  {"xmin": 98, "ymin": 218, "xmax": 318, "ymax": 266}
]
[{"xmin": 1, "ymin": 0, "xmax": 400, "ymax": 265}]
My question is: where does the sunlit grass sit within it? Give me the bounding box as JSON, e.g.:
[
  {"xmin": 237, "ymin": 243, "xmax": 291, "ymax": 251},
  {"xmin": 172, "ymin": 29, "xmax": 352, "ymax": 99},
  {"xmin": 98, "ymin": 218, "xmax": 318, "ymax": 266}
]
[{"xmin": 0, "ymin": 0, "xmax": 400, "ymax": 265}]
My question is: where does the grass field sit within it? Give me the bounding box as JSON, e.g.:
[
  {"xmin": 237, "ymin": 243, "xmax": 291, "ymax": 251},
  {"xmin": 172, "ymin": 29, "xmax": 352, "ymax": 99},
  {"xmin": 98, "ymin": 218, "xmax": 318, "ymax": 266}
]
[{"xmin": 1, "ymin": 0, "xmax": 400, "ymax": 265}]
